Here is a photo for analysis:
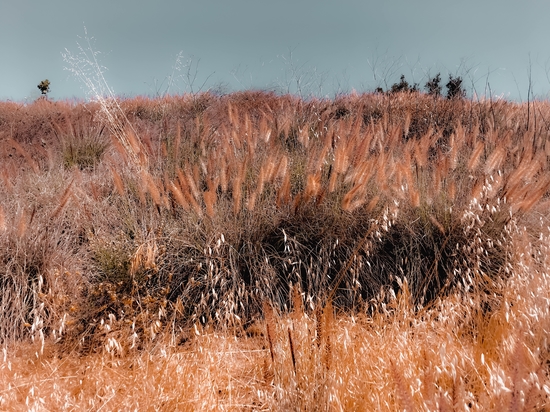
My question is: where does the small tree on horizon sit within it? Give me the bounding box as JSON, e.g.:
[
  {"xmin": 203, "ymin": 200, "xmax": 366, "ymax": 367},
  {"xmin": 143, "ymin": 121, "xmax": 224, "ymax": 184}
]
[{"xmin": 37, "ymin": 79, "xmax": 51, "ymax": 96}]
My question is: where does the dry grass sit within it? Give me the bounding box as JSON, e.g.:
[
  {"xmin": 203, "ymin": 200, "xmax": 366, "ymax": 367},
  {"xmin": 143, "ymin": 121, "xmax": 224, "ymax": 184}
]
[
  {"xmin": 0, "ymin": 91, "xmax": 550, "ymax": 409},
  {"xmin": 1, "ymin": 258, "xmax": 549, "ymax": 410}
]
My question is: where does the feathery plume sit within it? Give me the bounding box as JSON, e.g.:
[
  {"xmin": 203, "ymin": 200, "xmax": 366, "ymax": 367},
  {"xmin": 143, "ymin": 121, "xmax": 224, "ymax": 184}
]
[
  {"xmin": 468, "ymin": 141, "xmax": 484, "ymax": 171},
  {"xmin": 203, "ymin": 190, "xmax": 216, "ymax": 218},
  {"xmin": 51, "ymin": 180, "xmax": 74, "ymax": 220},
  {"xmin": 142, "ymin": 171, "xmax": 162, "ymax": 207},
  {"xmin": 0, "ymin": 206, "xmax": 5, "ymax": 232},
  {"xmin": 169, "ymin": 180, "xmax": 189, "ymax": 210},
  {"xmin": 109, "ymin": 166, "xmax": 125, "ymax": 197}
]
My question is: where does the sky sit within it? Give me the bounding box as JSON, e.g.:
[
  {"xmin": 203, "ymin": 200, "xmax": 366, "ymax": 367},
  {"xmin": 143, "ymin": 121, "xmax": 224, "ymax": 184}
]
[{"xmin": 2, "ymin": 0, "xmax": 550, "ymax": 102}]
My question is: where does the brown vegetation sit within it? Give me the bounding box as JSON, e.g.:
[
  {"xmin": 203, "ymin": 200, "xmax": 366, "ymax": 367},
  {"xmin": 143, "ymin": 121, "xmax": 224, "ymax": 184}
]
[{"xmin": 0, "ymin": 91, "xmax": 549, "ymax": 409}]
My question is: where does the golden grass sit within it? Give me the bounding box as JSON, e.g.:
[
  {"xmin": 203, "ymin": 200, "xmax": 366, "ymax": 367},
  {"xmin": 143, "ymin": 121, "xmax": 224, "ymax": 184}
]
[{"xmin": 1, "ymin": 91, "xmax": 550, "ymax": 409}]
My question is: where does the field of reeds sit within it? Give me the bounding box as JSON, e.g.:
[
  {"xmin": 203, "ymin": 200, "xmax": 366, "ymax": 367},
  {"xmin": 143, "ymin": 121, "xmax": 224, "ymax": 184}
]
[{"xmin": 0, "ymin": 90, "xmax": 550, "ymax": 410}]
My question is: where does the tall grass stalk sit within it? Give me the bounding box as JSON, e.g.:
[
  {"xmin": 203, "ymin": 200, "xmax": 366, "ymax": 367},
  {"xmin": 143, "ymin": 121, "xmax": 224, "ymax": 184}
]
[{"xmin": 62, "ymin": 28, "xmax": 148, "ymax": 169}]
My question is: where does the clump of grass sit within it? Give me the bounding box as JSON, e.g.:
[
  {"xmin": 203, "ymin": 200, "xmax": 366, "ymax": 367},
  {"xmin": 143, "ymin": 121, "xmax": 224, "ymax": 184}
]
[
  {"xmin": 54, "ymin": 119, "xmax": 109, "ymax": 170},
  {"xmin": 61, "ymin": 133, "xmax": 108, "ymax": 170}
]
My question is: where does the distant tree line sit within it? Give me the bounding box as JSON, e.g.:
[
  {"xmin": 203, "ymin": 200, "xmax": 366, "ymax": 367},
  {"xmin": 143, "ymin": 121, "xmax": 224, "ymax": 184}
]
[{"xmin": 375, "ymin": 73, "xmax": 465, "ymax": 99}]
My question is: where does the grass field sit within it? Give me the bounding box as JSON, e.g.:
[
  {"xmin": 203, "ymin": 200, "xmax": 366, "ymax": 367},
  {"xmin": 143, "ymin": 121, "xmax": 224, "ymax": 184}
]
[{"xmin": 0, "ymin": 91, "xmax": 549, "ymax": 410}]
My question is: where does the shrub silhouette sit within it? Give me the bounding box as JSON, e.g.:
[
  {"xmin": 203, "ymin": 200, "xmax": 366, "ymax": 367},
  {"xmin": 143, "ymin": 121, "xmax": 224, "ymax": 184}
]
[
  {"xmin": 446, "ymin": 74, "xmax": 465, "ymax": 99},
  {"xmin": 425, "ymin": 73, "xmax": 442, "ymax": 97},
  {"xmin": 390, "ymin": 75, "xmax": 419, "ymax": 94}
]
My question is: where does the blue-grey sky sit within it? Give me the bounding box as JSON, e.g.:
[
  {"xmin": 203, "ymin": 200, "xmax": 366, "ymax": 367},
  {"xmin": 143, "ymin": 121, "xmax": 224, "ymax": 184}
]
[{"xmin": 2, "ymin": 0, "xmax": 550, "ymax": 101}]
